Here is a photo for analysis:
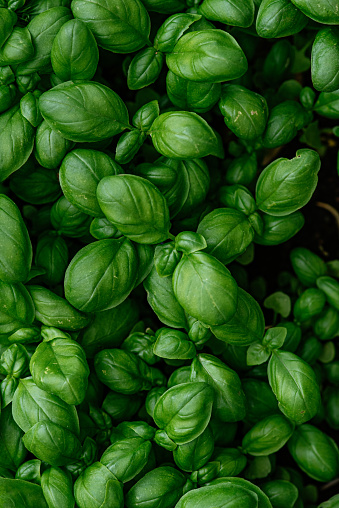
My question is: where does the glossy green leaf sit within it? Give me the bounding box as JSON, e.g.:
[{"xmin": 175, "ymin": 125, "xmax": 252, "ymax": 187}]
[
  {"xmin": 290, "ymin": 0, "xmax": 339, "ymax": 24},
  {"xmin": 154, "ymin": 382, "xmax": 214, "ymax": 445},
  {"xmin": 30, "ymin": 338, "xmax": 90, "ymax": 405},
  {"xmin": 197, "ymin": 208, "xmax": 254, "ymax": 265},
  {"xmin": 16, "ymin": 7, "xmax": 72, "ymax": 75},
  {"xmin": 150, "ymin": 111, "xmax": 224, "ymax": 159},
  {"xmin": 0, "ymin": 104, "xmax": 35, "ymax": 182},
  {"xmin": 219, "ymin": 85, "xmax": 268, "ymax": 140},
  {"xmin": 268, "ymin": 350, "xmax": 321, "ymax": 424},
  {"xmin": 64, "ymin": 238, "xmax": 138, "ymax": 313},
  {"xmin": 167, "ymin": 29, "xmax": 247, "ymax": 83},
  {"xmin": 198, "ymin": 0, "xmax": 254, "ymax": 27},
  {"xmin": 173, "ymin": 252, "xmax": 238, "ymax": 326},
  {"xmin": 256, "ymin": 149, "xmax": 321, "ymax": 216},
  {"xmin": 71, "ymin": 0, "xmax": 151, "ymax": 53},
  {"xmin": 128, "ymin": 47, "xmax": 164, "ymax": 90},
  {"xmin": 41, "ymin": 467, "xmax": 75, "ymax": 508},
  {"xmin": 144, "ymin": 266, "xmax": 187, "ymax": 329},
  {"xmin": 97, "ymin": 174, "xmax": 170, "ymax": 244},
  {"xmin": 288, "ymin": 424, "xmax": 339, "ymax": 482},
  {"xmin": 51, "ymin": 19, "xmax": 98, "ymax": 82},
  {"xmin": 0, "ymin": 195, "xmax": 32, "ymax": 283},
  {"xmin": 28, "ymin": 285, "xmax": 90, "ymax": 330},
  {"xmin": 39, "ymin": 81, "xmax": 130, "ymax": 142},
  {"xmin": 191, "ymin": 354, "xmax": 246, "ymax": 422},
  {"xmin": 212, "ymin": 288, "xmax": 265, "ymax": 346},
  {"xmin": 256, "ymin": 0, "xmax": 308, "ymax": 38},
  {"xmin": 60, "ymin": 148, "xmax": 122, "ymax": 217}
]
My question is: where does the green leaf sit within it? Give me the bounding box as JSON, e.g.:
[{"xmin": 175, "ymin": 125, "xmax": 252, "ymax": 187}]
[
  {"xmin": 288, "ymin": 424, "xmax": 339, "ymax": 482},
  {"xmin": 166, "ymin": 70, "xmax": 221, "ymax": 114},
  {"xmin": 39, "ymin": 81, "xmax": 130, "ymax": 142},
  {"xmin": 0, "ymin": 478, "xmax": 48, "ymax": 508},
  {"xmin": 256, "ymin": 0, "xmax": 308, "ymax": 38},
  {"xmin": 254, "ymin": 211, "xmax": 305, "ymax": 246},
  {"xmin": 219, "ymin": 84, "xmax": 268, "ymax": 140},
  {"xmin": 30, "ymin": 338, "xmax": 90, "ymax": 405},
  {"xmin": 0, "ymin": 8, "xmax": 17, "ymax": 49},
  {"xmin": 263, "ymin": 101, "xmax": 307, "ymax": 148},
  {"xmin": 173, "ymin": 426, "xmax": 214, "ymax": 472},
  {"xmin": 154, "ymin": 242, "xmax": 181, "ymax": 277},
  {"xmin": 97, "ymin": 174, "xmax": 171, "ymax": 244},
  {"xmin": 167, "ymin": 29, "xmax": 247, "ymax": 83},
  {"xmin": 150, "ymin": 111, "xmax": 224, "ymax": 159},
  {"xmin": 197, "ymin": 208, "xmax": 254, "ymax": 265},
  {"xmin": 268, "ymin": 350, "xmax": 321, "ymax": 424},
  {"xmin": 175, "ymin": 483, "xmax": 259, "ymax": 508},
  {"xmin": 79, "ymin": 298, "xmax": 138, "ymax": 358},
  {"xmin": 127, "ymin": 47, "xmax": 164, "ymax": 90},
  {"xmin": 242, "ymin": 414, "xmax": 294, "ymax": 456},
  {"xmin": 51, "ymin": 19, "xmax": 99, "ymax": 81},
  {"xmin": 154, "ymin": 328, "xmax": 196, "ymax": 360},
  {"xmin": 262, "ymin": 327, "xmax": 287, "ymax": 350},
  {"xmin": 143, "ymin": 266, "xmax": 187, "ymax": 329},
  {"xmin": 115, "ymin": 130, "xmax": 146, "ymax": 164},
  {"xmin": 0, "ymin": 104, "xmax": 35, "ymax": 182},
  {"xmin": 71, "ymin": 0, "xmax": 151, "ymax": 53},
  {"xmin": 0, "ymin": 405, "xmax": 27, "ymax": 471},
  {"xmin": 60, "ymin": 148, "xmax": 122, "ymax": 217},
  {"xmin": 0, "ymin": 195, "xmax": 32, "ymax": 283},
  {"xmin": 190, "ymin": 354, "xmax": 246, "ymax": 422},
  {"xmin": 154, "ymin": 13, "xmax": 201, "ymax": 53},
  {"xmin": 153, "ymin": 382, "xmax": 214, "ymax": 445},
  {"xmin": 198, "ymin": 0, "xmax": 254, "ymax": 27},
  {"xmin": 101, "ymin": 437, "xmax": 152, "ymax": 482},
  {"xmin": 94, "ymin": 349, "xmax": 151, "ymax": 394},
  {"xmin": 316, "ymin": 276, "xmax": 339, "ymax": 311},
  {"xmin": 290, "ymin": 0, "xmax": 339, "ymax": 24},
  {"xmin": 133, "ymin": 100, "xmax": 159, "ymax": 131},
  {"xmin": 0, "ymin": 27, "xmax": 34, "ymax": 66},
  {"xmin": 247, "ymin": 342, "xmax": 270, "ymax": 366},
  {"xmin": 264, "ymin": 292, "xmax": 291, "ymax": 318},
  {"xmin": 28, "ymin": 285, "xmax": 90, "ymax": 331},
  {"xmin": 290, "ymin": 247, "xmax": 327, "ymax": 286},
  {"xmin": 256, "ymin": 149, "xmax": 321, "ymax": 216},
  {"xmin": 126, "ymin": 466, "xmax": 187, "ymax": 508},
  {"xmin": 16, "ymin": 7, "xmax": 72, "ymax": 75},
  {"xmin": 64, "ymin": 238, "xmax": 138, "ymax": 313},
  {"xmin": 41, "ymin": 467, "xmax": 75, "ymax": 508},
  {"xmin": 211, "ymin": 288, "xmax": 265, "ymax": 346},
  {"xmin": 173, "ymin": 252, "xmax": 238, "ymax": 326},
  {"xmin": 175, "ymin": 232, "xmax": 207, "ymax": 255}
]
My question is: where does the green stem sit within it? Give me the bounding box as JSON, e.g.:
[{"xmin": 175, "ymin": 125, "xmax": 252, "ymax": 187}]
[{"xmin": 168, "ymin": 233, "xmax": 175, "ymax": 241}]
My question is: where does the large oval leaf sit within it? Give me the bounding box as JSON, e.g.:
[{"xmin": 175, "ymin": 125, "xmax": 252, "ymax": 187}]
[
  {"xmin": 268, "ymin": 350, "xmax": 321, "ymax": 424},
  {"xmin": 143, "ymin": 266, "xmax": 187, "ymax": 329},
  {"xmin": 0, "ymin": 104, "xmax": 34, "ymax": 182},
  {"xmin": 60, "ymin": 149, "xmax": 122, "ymax": 217},
  {"xmin": 172, "ymin": 252, "xmax": 238, "ymax": 326},
  {"xmin": 64, "ymin": 238, "xmax": 138, "ymax": 313},
  {"xmin": 71, "ymin": 0, "xmax": 151, "ymax": 53},
  {"xmin": 97, "ymin": 174, "xmax": 171, "ymax": 244},
  {"xmin": 0, "ymin": 195, "xmax": 32, "ymax": 283},
  {"xmin": 150, "ymin": 111, "xmax": 224, "ymax": 159},
  {"xmin": 39, "ymin": 81, "xmax": 130, "ymax": 142},
  {"xmin": 153, "ymin": 382, "xmax": 214, "ymax": 445},
  {"xmin": 51, "ymin": 18, "xmax": 99, "ymax": 81},
  {"xmin": 255, "ymin": 149, "xmax": 321, "ymax": 216},
  {"xmin": 30, "ymin": 338, "xmax": 90, "ymax": 405},
  {"xmin": 166, "ymin": 30, "xmax": 248, "ymax": 83},
  {"xmin": 211, "ymin": 288, "xmax": 265, "ymax": 346},
  {"xmin": 190, "ymin": 354, "xmax": 246, "ymax": 422},
  {"xmin": 16, "ymin": 6, "xmax": 72, "ymax": 75}
]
